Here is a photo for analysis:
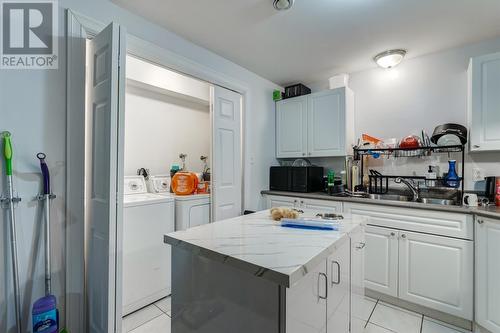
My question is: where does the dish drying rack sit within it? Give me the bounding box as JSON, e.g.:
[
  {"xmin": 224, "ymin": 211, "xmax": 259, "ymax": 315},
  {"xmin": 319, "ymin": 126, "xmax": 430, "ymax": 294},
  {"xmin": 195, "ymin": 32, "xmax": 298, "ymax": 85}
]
[{"xmin": 353, "ymin": 144, "xmax": 465, "ymax": 195}]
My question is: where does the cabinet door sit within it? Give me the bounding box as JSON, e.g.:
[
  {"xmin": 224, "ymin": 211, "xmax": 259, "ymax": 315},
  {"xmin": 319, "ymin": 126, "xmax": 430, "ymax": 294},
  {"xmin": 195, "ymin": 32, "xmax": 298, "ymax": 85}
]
[
  {"xmin": 265, "ymin": 195, "xmax": 298, "ymax": 209},
  {"xmin": 307, "ymin": 89, "xmax": 346, "ymax": 157},
  {"xmin": 476, "ymin": 217, "xmax": 500, "ymax": 332},
  {"xmin": 286, "ymin": 260, "xmax": 327, "ymax": 333},
  {"xmin": 364, "ymin": 226, "xmax": 398, "ymax": 297},
  {"xmin": 300, "ymin": 198, "xmax": 342, "ymax": 213},
  {"xmin": 350, "ymin": 227, "xmax": 366, "ymax": 333},
  {"xmin": 399, "ymin": 231, "xmax": 473, "ymax": 320},
  {"xmin": 468, "ymin": 53, "xmax": 500, "ymax": 152},
  {"xmin": 327, "ymin": 237, "xmax": 351, "ymax": 333},
  {"xmin": 276, "ymin": 96, "xmax": 308, "ymax": 158}
]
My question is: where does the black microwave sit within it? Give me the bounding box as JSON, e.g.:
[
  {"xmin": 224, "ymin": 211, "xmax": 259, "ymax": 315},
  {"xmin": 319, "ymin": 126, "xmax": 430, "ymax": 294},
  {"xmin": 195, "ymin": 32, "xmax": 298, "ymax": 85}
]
[{"xmin": 270, "ymin": 166, "xmax": 324, "ymax": 193}]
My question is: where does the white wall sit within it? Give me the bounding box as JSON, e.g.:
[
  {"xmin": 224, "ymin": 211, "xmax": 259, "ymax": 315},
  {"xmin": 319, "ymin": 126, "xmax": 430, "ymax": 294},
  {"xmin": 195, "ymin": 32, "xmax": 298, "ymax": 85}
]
[
  {"xmin": 0, "ymin": 0, "xmax": 279, "ymax": 330},
  {"xmin": 310, "ymin": 36, "xmax": 500, "ymax": 190},
  {"xmin": 124, "ymin": 84, "xmax": 210, "ymax": 176}
]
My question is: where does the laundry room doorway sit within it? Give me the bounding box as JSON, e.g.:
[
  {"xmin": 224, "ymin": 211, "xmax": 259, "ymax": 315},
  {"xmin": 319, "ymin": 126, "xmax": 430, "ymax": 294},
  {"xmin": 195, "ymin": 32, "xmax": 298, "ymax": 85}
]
[
  {"xmin": 120, "ymin": 55, "xmax": 243, "ymax": 327},
  {"xmin": 66, "ymin": 9, "xmax": 245, "ymax": 333}
]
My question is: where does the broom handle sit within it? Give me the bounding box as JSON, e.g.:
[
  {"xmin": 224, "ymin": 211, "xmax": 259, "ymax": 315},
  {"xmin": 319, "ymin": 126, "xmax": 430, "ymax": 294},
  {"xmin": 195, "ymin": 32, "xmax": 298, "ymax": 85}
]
[{"xmin": 4, "ymin": 133, "xmax": 22, "ymax": 333}]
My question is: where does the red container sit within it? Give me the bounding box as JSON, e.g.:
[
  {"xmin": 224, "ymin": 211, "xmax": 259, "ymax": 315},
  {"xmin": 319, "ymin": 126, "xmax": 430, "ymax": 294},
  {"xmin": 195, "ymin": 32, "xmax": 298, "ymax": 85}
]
[{"xmin": 496, "ymin": 178, "xmax": 500, "ymax": 206}]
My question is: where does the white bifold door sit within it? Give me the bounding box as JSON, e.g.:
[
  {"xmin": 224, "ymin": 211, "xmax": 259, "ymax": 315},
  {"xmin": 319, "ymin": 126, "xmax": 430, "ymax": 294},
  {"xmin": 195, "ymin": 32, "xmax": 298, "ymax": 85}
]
[
  {"xmin": 86, "ymin": 22, "xmax": 126, "ymax": 333},
  {"xmin": 211, "ymin": 86, "xmax": 243, "ymax": 221}
]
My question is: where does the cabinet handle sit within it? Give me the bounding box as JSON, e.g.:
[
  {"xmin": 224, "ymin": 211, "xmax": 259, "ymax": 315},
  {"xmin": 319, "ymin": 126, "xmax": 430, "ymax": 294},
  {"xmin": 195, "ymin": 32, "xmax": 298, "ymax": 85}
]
[
  {"xmin": 318, "ymin": 272, "xmax": 328, "ymax": 300},
  {"xmin": 390, "ymin": 232, "xmax": 396, "ymax": 237},
  {"xmin": 355, "ymin": 242, "xmax": 366, "ymax": 249},
  {"xmin": 401, "ymin": 234, "xmax": 407, "ymax": 239},
  {"xmin": 300, "ymin": 200, "xmax": 304, "ymax": 205},
  {"xmin": 302, "ymin": 153, "xmax": 306, "ymax": 156},
  {"xmin": 478, "ymin": 219, "xmax": 484, "ymax": 224},
  {"xmin": 473, "ymin": 145, "xmax": 480, "ymax": 148},
  {"xmin": 331, "ymin": 261, "xmax": 341, "ymax": 285}
]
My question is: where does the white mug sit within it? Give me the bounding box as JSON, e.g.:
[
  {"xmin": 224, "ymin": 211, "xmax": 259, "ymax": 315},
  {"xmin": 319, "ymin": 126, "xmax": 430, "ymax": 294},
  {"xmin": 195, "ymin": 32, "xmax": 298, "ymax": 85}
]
[{"xmin": 463, "ymin": 193, "xmax": 478, "ymax": 207}]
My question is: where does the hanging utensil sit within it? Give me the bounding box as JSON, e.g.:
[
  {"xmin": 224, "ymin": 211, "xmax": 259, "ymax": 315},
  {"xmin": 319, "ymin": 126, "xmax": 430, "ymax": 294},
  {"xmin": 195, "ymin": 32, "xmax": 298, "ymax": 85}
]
[{"xmin": 32, "ymin": 153, "xmax": 59, "ymax": 333}]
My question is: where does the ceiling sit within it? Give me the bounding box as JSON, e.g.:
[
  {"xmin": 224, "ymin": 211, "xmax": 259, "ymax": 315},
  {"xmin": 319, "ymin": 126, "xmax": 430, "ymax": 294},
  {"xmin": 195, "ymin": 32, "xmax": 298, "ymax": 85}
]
[{"xmin": 111, "ymin": 0, "xmax": 500, "ymax": 86}]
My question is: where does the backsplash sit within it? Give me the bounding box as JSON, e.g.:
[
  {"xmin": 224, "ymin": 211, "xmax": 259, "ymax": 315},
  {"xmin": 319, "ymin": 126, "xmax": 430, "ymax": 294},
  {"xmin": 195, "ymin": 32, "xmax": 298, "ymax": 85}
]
[{"xmin": 279, "ymin": 151, "xmax": 500, "ymax": 192}]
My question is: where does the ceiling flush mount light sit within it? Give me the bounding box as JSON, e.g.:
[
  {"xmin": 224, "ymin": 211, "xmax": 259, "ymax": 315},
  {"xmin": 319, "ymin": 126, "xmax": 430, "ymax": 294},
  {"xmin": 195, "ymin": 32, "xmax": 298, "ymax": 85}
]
[
  {"xmin": 374, "ymin": 49, "xmax": 407, "ymax": 69},
  {"xmin": 273, "ymin": 0, "xmax": 294, "ymax": 11}
]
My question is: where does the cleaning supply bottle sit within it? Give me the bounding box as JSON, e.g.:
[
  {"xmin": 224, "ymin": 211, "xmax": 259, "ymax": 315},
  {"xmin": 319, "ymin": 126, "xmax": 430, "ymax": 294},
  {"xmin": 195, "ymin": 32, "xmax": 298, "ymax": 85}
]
[
  {"xmin": 444, "ymin": 160, "xmax": 460, "ymax": 188},
  {"xmin": 327, "ymin": 170, "xmax": 335, "ymax": 195},
  {"xmin": 32, "ymin": 294, "xmax": 58, "ymax": 333},
  {"xmin": 426, "ymin": 165, "xmax": 437, "ymax": 187}
]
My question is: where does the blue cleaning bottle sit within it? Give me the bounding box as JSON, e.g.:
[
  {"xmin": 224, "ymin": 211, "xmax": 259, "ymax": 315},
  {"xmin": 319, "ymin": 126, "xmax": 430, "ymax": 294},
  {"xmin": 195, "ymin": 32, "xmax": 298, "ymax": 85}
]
[{"xmin": 444, "ymin": 160, "xmax": 460, "ymax": 188}]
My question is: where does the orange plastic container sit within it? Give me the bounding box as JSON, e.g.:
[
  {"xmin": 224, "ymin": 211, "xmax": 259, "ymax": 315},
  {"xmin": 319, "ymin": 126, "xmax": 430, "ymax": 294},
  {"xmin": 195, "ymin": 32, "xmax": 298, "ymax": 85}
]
[{"xmin": 171, "ymin": 172, "xmax": 199, "ymax": 195}]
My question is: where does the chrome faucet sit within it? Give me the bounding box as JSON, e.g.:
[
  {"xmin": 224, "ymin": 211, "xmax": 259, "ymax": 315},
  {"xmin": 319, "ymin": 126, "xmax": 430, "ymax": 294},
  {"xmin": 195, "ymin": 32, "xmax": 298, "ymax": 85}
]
[{"xmin": 395, "ymin": 177, "xmax": 420, "ymax": 202}]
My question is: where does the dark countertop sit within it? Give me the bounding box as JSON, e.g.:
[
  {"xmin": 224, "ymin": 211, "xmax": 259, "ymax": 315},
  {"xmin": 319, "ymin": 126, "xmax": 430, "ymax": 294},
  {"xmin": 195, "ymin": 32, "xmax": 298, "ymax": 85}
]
[{"xmin": 261, "ymin": 190, "xmax": 500, "ymax": 220}]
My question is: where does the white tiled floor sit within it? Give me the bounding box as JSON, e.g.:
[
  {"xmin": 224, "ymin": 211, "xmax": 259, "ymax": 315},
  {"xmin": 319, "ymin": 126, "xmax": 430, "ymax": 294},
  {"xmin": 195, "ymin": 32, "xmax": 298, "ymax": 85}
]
[
  {"xmin": 122, "ymin": 296, "xmax": 172, "ymax": 332},
  {"xmin": 360, "ymin": 298, "xmax": 472, "ymax": 333},
  {"xmin": 122, "ymin": 296, "xmax": 471, "ymax": 333}
]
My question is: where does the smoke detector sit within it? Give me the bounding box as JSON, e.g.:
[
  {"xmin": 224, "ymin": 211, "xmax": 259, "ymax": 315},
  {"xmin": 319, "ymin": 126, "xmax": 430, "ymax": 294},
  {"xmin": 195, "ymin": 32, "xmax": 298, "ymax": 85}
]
[{"xmin": 273, "ymin": 0, "xmax": 294, "ymax": 11}]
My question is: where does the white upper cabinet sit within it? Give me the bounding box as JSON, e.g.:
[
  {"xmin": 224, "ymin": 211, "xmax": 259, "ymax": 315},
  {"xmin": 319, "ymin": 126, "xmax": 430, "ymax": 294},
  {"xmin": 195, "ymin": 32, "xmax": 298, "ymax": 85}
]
[
  {"xmin": 475, "ymin": 217, "xmax": 500, "ymax": 333},
  {"xmin": 276, "ymin": 95, "xmax": 308, "ymax": 158},
  {"xmin": 276, "ymin": 88, "xmax": 354, "ymax": 158},
  {"xmin": 308, "ymin": 89, "xmax": 349, "ymax": 157},
  {"xmin": 468, "ymin": 52, "xmax": 500, "ymax": 152}
]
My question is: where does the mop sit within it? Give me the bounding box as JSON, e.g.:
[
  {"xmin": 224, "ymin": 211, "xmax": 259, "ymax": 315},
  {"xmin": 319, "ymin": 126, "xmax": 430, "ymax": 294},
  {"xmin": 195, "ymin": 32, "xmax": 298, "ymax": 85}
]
[
  {"xmin": 32, "ymin": 153, "xmax": 58, "ymax": 333},
  {"xmin": 1, "ymin": 132, "xmax": 22, "ymax": 333}
]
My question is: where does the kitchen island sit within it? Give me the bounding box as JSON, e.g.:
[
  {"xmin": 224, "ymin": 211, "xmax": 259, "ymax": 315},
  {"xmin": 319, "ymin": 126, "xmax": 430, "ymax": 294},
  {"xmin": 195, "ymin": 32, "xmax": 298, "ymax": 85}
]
[{"xmin": 164, "ymin": 210, "xmax": 366, "ymax": 333}]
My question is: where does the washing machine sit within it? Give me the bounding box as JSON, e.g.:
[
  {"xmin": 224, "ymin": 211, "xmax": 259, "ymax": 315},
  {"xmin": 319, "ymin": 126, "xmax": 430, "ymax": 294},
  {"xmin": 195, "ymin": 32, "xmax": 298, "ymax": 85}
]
[
  {"xmin": 122, "ymin": 176, "xmax": 175, "ymax": 316},
  {"xmin": 149, "ymin": 175, "xmax": 211, "ymax": 231}
]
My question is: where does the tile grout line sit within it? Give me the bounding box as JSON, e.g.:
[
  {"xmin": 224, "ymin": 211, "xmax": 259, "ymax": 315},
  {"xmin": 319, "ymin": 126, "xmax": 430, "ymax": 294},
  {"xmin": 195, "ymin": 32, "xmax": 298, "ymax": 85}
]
[
  {"xmin": 365, "ymin": 298, "xmax": 379, "ymax": 328},
  {"xmin": 419, "ymin": 314, "xmax": 424, "ymax": 333},
  {"xmin": 154, "ymin": 303, "xmax": 170, "ymax": 315}
]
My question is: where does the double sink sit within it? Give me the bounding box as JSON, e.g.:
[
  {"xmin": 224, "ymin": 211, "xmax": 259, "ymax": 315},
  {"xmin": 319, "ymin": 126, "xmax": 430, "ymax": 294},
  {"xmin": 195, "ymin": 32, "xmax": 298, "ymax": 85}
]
[{"xmin": 367, "ymin": 193, "xmax": 457, "ymax": 206}]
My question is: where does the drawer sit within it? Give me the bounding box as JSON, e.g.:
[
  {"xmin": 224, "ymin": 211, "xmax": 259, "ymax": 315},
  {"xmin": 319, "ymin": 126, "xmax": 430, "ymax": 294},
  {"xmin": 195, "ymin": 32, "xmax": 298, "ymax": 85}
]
[
  {"xmin": 300, "ymin": 198, "xmax": 342, "ymax": 213},
  {"xmin": 344, "ymin": 203, "xmax": 473, "ymax": 240}
]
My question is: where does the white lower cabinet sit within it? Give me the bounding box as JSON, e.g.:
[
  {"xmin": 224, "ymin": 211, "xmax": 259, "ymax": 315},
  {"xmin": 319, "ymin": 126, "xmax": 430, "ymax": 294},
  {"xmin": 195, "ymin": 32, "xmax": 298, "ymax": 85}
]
[
  {"xmin": 266, "ymin": 195, "xmax": 298, "ymax": 208},
  {"xmin": 265, "ymin": 195, "xmax": 342, "ymax": 212},
  {"xmin": 327, "ymin": 238, "xmax": 350, "ymax": 333},
  {"xmin": 364, "ymin": 226, "xmax": 398, "ymax": 297},
  {"xmin": 301, "ymin": 198, "xmax": 342, "ymax": 213},
  {"xmin": 350, "ymin": 226, "xmax": 366, "ymax": 333},
  {"xmin": 286, "ymin": 237, "xmax": 351, "ymax": 333},
  {"xmin": 476, "ymin": 217, "xmax": 500, "ymax": 333},
  {"xmin": 345, "ymin": 202, "xmax": 473, "ymax": 321},
  {"xmin": 286, "ymin": 260, "xmax": 328, "ymax": 333},
  {"xmin": 399, "ymin": 231, "xmax": 473, "ymax": 320}
]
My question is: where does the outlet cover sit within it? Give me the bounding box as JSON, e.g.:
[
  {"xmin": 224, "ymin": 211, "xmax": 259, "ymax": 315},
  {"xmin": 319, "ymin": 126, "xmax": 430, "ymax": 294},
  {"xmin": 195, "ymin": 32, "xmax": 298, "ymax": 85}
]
[{"xmin": 472, "ymin": 167, "xmax": 484, "ymax": 182}]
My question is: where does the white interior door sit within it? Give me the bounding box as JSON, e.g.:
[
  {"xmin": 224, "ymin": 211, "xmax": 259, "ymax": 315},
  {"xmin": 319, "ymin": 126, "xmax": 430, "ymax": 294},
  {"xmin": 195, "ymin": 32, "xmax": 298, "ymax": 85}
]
[
  {"xmin": 211, "ymin": 86, "xmax": 242, "ymax": 221},
  {"xmin": 86, "ymin": 22, "xmax": 126, "ymax": 333}
]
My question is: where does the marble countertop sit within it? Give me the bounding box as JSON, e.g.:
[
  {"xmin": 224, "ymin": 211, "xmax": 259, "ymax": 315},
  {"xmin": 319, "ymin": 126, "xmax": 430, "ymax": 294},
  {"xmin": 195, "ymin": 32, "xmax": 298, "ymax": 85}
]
[
  {"xmin": 164, "ymin": 210, "xmax": 364, "ymax": 288},
  {"xmin": 261, "ymin": 190, "xmax": 500, "ymax": 220}
]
